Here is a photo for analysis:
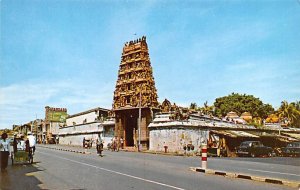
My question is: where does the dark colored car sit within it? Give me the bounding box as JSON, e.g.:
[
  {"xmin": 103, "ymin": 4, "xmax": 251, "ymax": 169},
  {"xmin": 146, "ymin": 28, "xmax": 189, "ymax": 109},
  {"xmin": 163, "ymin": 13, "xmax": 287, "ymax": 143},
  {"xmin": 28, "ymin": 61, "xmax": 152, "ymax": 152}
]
[
  {"xmin": 281, "ymin": 142, "xmax": 300, "ymax": 157},
  {"xmin": 236, "ymin": 141, "xmax": 274, "ymax": 157}
]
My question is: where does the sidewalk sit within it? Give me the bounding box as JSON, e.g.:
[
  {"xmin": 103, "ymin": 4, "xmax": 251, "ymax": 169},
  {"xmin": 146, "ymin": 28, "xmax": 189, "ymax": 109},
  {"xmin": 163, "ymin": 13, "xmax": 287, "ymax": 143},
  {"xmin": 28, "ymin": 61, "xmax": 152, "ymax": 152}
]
[{"xmin": 0, "ymin": 158, "xmax": 43, "ymax": 190}]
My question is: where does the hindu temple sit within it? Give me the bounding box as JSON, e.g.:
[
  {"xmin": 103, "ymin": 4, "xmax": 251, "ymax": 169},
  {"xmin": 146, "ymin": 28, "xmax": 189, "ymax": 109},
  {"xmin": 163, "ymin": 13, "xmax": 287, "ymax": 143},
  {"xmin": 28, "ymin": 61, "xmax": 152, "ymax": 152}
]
[{"xmin": 113, "ymin": 36, "xmax": 159, "ymax": 149}]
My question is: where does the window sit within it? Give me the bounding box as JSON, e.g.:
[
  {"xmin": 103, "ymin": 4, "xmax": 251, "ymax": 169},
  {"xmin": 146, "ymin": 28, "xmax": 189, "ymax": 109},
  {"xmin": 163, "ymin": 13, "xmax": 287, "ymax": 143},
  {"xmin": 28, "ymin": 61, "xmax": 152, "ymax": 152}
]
[
  {"xmin": 126, "ymin": 96, "xmax": 130, "ymax": 104},
  {"xmin": 103, "ymin": 126, "xmax": 114, "ymax": 137}
]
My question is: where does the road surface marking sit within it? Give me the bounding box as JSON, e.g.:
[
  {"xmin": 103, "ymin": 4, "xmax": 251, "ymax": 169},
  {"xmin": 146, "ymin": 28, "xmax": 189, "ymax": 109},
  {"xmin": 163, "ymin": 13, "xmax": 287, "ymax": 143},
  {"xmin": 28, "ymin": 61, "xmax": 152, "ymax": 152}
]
[
  {"xmin": 248, "ymin": 169, "xmax": 300, "ymax": 177},
  {"xmin": 37, "ymin": 151, "xmax": 185, "ymax": 190}
]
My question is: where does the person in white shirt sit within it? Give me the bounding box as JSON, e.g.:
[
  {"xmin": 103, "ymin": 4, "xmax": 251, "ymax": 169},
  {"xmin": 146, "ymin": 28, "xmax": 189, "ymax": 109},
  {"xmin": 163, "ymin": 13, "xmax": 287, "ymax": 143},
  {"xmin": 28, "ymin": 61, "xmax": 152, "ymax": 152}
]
[
  {"xmin": 0, "ymin": 133, "xmax": 11, "ymax": 172},
  {"xmin": 120, "ymin": 137, "xmax": 124, "ymax": 149},
  {"xmin": 27, "ymin": 132, "xmax": 36, "ymax": 155}
]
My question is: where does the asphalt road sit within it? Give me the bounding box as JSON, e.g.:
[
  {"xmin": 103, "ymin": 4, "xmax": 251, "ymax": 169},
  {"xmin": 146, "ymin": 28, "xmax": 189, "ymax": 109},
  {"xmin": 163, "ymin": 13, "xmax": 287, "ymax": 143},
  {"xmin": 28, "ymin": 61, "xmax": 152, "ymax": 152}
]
[{"xmin": 0, "ymin": 146, "xmax": 298, "ymax": 190}]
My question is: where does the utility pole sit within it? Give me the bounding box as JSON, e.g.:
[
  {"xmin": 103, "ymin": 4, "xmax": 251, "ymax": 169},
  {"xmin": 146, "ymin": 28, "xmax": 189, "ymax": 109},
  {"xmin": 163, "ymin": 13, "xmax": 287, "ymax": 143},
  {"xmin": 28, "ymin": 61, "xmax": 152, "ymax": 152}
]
[
  {"xmin": 31, "ymin": 121, "xmax": 33, "ymax": 133},
  {"xmin": 138, "ymin": 91, "xmax": 142, "ymax": 151},
  {"xmin": 35, "ymin": 114, "xmax": 38, "ymax": 143}
]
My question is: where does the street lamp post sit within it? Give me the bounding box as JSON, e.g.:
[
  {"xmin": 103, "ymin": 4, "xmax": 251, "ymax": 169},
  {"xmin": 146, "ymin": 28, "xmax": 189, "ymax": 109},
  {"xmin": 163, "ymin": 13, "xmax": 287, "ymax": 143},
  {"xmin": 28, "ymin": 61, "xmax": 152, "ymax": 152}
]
[{"xmin": 138, "ymin": 91, "xmax": 142, "ymax": 151}]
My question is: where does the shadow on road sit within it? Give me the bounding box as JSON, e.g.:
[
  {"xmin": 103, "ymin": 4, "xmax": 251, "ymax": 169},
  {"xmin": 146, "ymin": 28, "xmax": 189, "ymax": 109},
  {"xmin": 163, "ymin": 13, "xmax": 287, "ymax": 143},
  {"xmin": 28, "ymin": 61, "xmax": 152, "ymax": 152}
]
[{"xmin": 0, "ymin": 161, "xmax": 44, "ymax": 190}]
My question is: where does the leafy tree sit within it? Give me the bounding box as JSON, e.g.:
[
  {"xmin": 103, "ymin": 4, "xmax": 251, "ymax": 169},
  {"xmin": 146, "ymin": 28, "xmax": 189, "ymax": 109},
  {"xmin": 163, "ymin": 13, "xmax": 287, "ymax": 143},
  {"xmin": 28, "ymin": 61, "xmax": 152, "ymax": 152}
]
[
  {"xmin": 258, "ymin": 103, "xmax": 274, "ymax": 119},
  {"xmin": 277, "ymin": 101, "xmax": 300, "ymax": 127},
  {"xmin": 213, "ymin": 93, "xmax": 274, "ymax": 118}
]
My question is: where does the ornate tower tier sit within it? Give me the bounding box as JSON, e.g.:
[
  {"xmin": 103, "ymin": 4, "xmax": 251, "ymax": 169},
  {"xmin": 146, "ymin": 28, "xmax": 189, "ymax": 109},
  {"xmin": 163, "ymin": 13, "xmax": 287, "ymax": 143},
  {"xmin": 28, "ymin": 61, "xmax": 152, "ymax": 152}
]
[
  {"xmin": 113, "ymin": 36, "xmax": 158, "ymax": 109},
  {"xmin": 113, "ymin": 36, "xmax": 159, "ymax": 150}
]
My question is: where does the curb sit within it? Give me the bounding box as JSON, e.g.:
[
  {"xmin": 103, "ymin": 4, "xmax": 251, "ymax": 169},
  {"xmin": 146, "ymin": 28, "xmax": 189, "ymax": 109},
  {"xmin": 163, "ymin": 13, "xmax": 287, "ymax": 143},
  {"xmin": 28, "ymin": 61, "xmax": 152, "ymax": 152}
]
[
  {"xmin": 39, "ymin": 145, "xmax": 185, "ymax": 156},
  {"xmin": 142, "ymin": 151, "xmax": 185, "ymax": 156},
  {"xmin": 191, "ymin": 167, "xmax": 300, "ymax": 188},
  {"xmin": 40, "ymin": 146, "xmax": 92, "ymax": 155}
]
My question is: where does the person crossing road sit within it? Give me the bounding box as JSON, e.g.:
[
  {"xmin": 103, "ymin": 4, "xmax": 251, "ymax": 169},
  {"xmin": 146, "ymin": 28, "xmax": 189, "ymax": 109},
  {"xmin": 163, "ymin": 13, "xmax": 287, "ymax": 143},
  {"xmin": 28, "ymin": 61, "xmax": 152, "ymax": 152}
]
[{"xmin": 96, "ymin": 139, "xmax": 104, "ymax": 157}]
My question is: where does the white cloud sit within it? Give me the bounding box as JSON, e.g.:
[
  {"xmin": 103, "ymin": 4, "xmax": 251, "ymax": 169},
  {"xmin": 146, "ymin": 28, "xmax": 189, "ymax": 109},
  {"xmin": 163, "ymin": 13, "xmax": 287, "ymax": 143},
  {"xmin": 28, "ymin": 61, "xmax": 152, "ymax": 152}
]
[
  {"xmin": 0, "ymin": 80, "xmax": 114, "ymax": 129},
  {"xmin": 0, "ymin": 83, "xmax": 58, "ymax": 106}
]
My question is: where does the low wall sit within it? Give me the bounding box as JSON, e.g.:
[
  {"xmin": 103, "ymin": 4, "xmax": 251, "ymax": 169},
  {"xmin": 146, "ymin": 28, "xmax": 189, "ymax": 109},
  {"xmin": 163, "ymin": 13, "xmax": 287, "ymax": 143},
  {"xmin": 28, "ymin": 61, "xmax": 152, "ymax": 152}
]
[
  {"xmin": 59, "ymin": 134, "xmax": 112, "ymax": 149},
  {"xmin": 149, "ymin": 128, "xmax": 209, "ymax": 154}
]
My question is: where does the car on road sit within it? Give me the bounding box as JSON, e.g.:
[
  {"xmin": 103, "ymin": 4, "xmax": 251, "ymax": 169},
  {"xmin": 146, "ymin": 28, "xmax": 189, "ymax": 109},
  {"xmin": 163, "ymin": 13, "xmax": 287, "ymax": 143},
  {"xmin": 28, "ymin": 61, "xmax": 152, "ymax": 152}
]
[
  {"xmin": 281, "ymin": 141, "xmax": 300, "ymax": 157},
  {"xmin": 236, "ymin": 141, "xmax": 274, "ymax": 157}
]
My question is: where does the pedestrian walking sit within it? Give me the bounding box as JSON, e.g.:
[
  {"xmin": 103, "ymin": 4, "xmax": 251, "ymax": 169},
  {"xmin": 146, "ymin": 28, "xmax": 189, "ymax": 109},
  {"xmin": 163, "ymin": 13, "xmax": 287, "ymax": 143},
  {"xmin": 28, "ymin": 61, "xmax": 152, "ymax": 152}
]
[
  {"xmin": 28, "ymin": 132, "xmax": 36, "ymax": 155},
  {"xmin": 116, "ymin": 137, "xmax": 120, "ymax": 152},
  {"xmin": 111, "ymin": 138, "xmax": 115, "ymax": 152},
  {"xmin": 13, "ymin": 134, "xmax": 18, "ymax": 153},
  {"xmin": 83, "ymin": 137, "xmax": 85, "ymax": 148},
  {"xmin": 90, "ymin": 138, "xmax": 93, "ymax": 148},
  {"xmin": 96, "ymin": 139, "xmax": 104, "ymax": 157},
  {"xmin": 120, "ymin": 137, "xmax": 124, "ymax": 149},
  {"xmin": 25, "ymin": 138, "xmax": 30, "ymax": 153},
  {"xmin": 113, "ymin": 137, "xmax": 119, "ymax": 152},
  {"xmin": 0, "ymin": 133, "xmax": 11, "ymax": 172},
  {"xmin": 56, "ymin": 136, "xmax": 59, "ymax": 144}
]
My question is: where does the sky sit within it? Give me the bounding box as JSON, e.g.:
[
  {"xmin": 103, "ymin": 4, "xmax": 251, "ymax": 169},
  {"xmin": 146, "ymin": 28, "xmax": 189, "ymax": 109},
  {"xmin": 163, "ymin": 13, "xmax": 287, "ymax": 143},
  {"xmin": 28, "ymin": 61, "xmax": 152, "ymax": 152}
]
[{"xmin": 0, "ymin": 0, "xmax": 300, "ymax": 129}]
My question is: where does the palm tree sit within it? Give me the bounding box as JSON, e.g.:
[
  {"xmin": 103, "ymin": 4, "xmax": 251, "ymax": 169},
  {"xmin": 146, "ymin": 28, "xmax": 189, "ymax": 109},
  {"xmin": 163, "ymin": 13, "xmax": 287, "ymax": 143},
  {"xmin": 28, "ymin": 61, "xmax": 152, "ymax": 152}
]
[
  {"xmin": 190, "ymin": 103, "xmax": 197, "ymax": 110},
  {"xmin": 291, "ymin": 101, "xmax": 300, "ymax": 127},
  {"xmin": 201, "ymin": 101, "xmax": 214, "ymax": 116},
  {"xmin": 277, "ymin": 101, "xmax": 300, "ymax": 126},
  {"xmin": 294, "ymin": 101, "xmax": 300, "ymax": 111}
]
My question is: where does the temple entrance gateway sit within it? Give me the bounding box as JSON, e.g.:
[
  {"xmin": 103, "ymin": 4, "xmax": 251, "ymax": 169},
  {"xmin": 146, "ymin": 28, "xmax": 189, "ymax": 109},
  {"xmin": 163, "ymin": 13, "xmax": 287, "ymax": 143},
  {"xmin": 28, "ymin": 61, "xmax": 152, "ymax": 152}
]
[
  {"xmin": 124, "ymin": 110, "xmax": 138, "ymax": 147},
  {"xmin": 114, "ymin": 108, "xmax": 158, "ymax": 149},
  {"xmin": 112, "ymin": 36, "xmax": 159, "ymax": 150}
]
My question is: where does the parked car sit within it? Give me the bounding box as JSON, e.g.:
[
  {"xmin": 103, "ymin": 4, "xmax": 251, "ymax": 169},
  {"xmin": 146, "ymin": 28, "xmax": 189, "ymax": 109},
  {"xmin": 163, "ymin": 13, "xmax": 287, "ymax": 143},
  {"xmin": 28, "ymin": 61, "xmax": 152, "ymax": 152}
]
[
  {"xmin": 281, "ymin": 142, "xmax": 300, "ymax": 157},
  {"xmin": 236, "ymin": 141, "xmax": 274, "ymax": 157}
]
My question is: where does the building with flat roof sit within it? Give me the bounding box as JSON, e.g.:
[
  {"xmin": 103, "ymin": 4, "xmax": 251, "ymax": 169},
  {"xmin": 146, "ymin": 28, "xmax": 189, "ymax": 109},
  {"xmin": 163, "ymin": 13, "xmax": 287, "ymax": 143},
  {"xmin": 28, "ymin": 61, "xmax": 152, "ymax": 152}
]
[{"xmin": 59, "ymin": 107, "xmax": 114, "ymax": 148}]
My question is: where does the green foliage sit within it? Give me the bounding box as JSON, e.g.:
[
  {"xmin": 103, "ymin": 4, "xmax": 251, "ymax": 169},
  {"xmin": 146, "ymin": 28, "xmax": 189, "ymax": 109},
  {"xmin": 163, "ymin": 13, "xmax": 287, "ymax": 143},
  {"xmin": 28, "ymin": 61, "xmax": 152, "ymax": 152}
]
[
  {"xmin": 199, "ymin": 101, "xmax": 214, "ymax": 115},
  {"xmin": 277, "ymin": 100, "xmax": 300, "ymax": 127},
  {"xmin": 213, "ymin": 93, "xmax": 274, "ymax": 118},
  {"xmin": 189, "ymin": 103, "xmax": 197, "ymax": 110}
]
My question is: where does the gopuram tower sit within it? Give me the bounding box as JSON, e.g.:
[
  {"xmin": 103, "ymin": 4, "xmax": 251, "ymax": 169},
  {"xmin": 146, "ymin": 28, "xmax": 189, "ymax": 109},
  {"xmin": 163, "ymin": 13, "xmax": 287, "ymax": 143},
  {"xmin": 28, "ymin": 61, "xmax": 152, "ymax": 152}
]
[{"xmin": 113, "ymin": 36, "xmax": 159, "ymax": 149}]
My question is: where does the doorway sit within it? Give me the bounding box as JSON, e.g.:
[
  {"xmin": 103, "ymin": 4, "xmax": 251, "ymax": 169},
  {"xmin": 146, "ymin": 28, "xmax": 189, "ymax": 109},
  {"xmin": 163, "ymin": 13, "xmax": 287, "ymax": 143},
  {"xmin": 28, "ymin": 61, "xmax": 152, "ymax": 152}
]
[{"xmin": 125, "ymin": 114, "xmax": 138, "ymax": 146}]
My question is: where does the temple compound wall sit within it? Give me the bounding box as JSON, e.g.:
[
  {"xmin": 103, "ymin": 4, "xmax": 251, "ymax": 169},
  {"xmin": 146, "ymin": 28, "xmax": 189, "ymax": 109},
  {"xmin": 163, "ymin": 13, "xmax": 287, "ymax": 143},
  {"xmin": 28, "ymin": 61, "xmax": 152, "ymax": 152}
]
[
  {"xmin": 149, "ymin": 127, "xmax": 208, "ymax": 154},
  {"xmin": 148, "ymin": 113, "xmax": 300, "ymax": 156},
  {"xmin": 148, "ymin": 113, "xmax": 209, "ymax": 154}
]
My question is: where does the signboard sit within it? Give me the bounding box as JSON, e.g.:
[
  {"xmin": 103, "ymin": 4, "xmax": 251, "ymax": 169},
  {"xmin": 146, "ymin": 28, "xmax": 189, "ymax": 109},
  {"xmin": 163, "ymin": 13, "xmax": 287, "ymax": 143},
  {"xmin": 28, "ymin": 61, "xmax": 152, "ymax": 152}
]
[
  {"xmin": 50, "ymin": 111, "xmax": 67, "ymax": 122},
  {"xmin": 45, "ymin": 107, "xmax": 67, "ymax": 122}
]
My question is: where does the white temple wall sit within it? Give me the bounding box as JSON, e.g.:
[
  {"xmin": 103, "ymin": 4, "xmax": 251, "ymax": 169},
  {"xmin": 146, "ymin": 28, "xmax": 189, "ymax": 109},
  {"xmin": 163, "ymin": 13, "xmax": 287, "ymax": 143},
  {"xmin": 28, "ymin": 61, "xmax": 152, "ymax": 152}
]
[{"xmin": 149, "ymin": 128, "xmax": 208, "ymax": 154}]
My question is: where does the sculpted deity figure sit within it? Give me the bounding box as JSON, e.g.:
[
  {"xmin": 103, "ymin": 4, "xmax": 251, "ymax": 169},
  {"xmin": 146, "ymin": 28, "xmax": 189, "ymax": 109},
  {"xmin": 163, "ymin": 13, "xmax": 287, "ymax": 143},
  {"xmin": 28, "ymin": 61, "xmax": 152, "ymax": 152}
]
[{"xmin": 142, "ymin": 96, "xmax": 148, "ymax": 106}]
